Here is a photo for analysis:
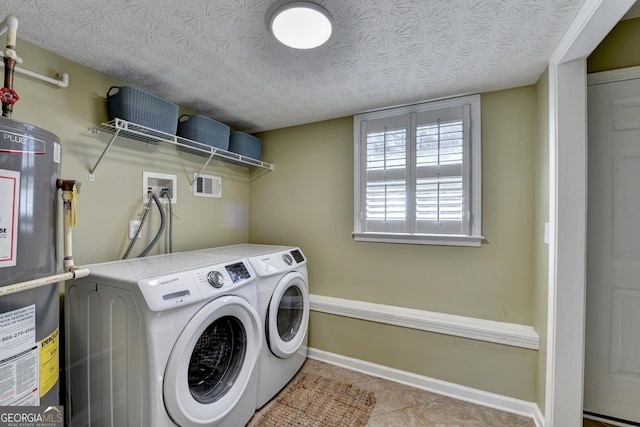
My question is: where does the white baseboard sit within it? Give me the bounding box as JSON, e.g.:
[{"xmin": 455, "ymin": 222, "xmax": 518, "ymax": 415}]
[
  {"xmin": 309, "ymin": 294, "xmax": 539, "ymax": 350},
  {"xmin": 307, "ymin": 347, "xmax": 545, "ymax": 427}
]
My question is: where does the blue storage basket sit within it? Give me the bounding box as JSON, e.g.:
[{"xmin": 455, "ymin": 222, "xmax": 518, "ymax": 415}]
[
  {"xmin": 107, "ymin": 86, "xmax": 179, "ymax": 135},
  {"xmin": 177, "ymin": 114, "xmax": 230, "ymax": 150},
  {"xmin": 229, "ymin": 132, "xmax": 262, "ymax": 160}
]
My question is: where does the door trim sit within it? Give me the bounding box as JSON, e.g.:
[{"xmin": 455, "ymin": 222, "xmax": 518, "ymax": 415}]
[
  {"xmin": 547, "ymin": 1, "xmax": 636, "ymax": 425},
  {"xmin": 588, "ymin": 66, "xmax": 640, "ymax": 86}
]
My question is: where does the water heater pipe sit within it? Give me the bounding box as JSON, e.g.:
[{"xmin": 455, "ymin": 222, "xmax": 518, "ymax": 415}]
[
  {"xmin": 0, "ymin": 180, "xmax": 90, "ymax": 297},
  {"xmin": 0, "ymin": 268, "xmax": 90, "ymax": 298},
  {"xmin": 57, "ymin": 179, "xmax": 81, "ymax": 271},
  {"xmin": 0, "ymin": 15, "xmax": 19, "ymax": 58},
  {"xmin": 0, "ymin": 62, "xmax": 69, "ymax": 88},
  {"xmin": 1, "ymin": 14, "xmax": 18, "ymax": 117},
  {"xmin": 0, "ymin": 15, "xmax": 69, "ymax": 98}
]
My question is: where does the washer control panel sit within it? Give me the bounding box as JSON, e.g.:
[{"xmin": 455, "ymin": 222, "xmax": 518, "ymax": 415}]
[
  {"xmin": 207, "ymin": 271, "xmax": 224, "ymax": 288},
  {"xmin": 137, "ymin": 260, "xmax": 254, "ymax": 311},
  {"xmin": 225, "ymin": 261, "xmax": 251, "ymax": 284}
]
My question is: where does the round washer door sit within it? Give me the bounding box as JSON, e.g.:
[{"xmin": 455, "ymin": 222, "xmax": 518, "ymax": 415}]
[
  {"xmin": 163, "ymin": 295, "xmax": 261, "ymax": 426},
  {"xmin": 267, "ymin": 271, "xmax": 309, "ymax": 358}
]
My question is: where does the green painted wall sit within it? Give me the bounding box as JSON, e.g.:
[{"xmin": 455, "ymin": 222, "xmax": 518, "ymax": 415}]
[
  {"xmin": 9, "ymin": 35, "xmax": 545, "ymax": 404},
  {"xmin": 252, "ymin": 86, "xmax": 538, "ymax": 401},
  {"xmin": 534, "ymin": 68, "xmax": 550, "ymax": 412},
  {"xmin": 7, "ymin": 39, "xmax": 253, "ymax": 266}
]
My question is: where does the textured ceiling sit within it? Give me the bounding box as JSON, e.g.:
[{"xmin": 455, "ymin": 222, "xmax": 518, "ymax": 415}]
[{"xmin": 4, "ymin": 0, "xmax": 590, "ymax": 132}]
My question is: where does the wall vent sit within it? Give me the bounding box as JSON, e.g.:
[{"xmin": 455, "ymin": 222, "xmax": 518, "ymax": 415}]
[{"xmin": 193, "ymin": 173, "xmax": 221, "ymax": 198}]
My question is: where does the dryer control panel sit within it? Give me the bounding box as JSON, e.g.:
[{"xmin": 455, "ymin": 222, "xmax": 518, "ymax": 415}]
[
  {"xmin": 137, "ymin": 261, "xmax": 254, "ymax": 311},
  {"xmin": 249, "ymin": 248, "xmax": 306, "ymax": 277}
]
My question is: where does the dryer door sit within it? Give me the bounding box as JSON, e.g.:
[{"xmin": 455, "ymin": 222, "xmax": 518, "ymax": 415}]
[
  {"xmin": 266, "ymin": 271, "xmax": 309, "ymax": 358},
  {"xmin": 163, "ymin": 295, "xmax": 261, "ymax": 426}
]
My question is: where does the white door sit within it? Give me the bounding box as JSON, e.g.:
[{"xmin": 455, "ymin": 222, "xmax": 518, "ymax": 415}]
[{"xmin": 585, "ymin": 76, "xmax": 640, "ymax": 424}]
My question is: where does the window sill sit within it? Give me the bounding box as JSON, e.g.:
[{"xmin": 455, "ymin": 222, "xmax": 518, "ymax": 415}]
[{"xmin": 352, "ymin": 232, "xmax": 484, "ymax": 247}]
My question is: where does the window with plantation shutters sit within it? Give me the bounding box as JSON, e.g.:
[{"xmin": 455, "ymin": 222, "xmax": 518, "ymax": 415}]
[{"xmin": 353, "ymin": 95, "xmax": 483, "ymax": 247}]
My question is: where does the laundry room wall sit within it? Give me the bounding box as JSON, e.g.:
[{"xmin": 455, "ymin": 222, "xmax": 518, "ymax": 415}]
[
  {"xmin": 7, "ymin": 39, "xmax": 254, "ymax": 266},
  {"xmin": 251, "ymin": 86, "xmax": 540, "ymax": 402},
  {"xmin": 533, "ymin": 68, "xmax": 550, "ymax": 413}
]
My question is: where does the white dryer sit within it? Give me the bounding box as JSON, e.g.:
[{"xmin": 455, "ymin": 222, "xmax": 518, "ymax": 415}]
[
  {"xmin": 195, "ymin": 244, "xmax": 309, "ymax": 408},
  {"xmin": 64, "ymin": 252, "xmax": 262, "ymax": 427}
]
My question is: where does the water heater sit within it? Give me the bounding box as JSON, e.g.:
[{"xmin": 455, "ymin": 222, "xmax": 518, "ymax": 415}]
[{"xmin": 0, "ymin": 115, "xmax": 62, "ymax": 406}]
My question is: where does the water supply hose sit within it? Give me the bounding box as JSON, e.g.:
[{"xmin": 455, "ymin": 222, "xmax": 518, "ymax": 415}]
[
  {"xmin": 122, "ymin": 190, "xmax": 154, "ymax": 259},
  {"xmin": 162, "ymin": 188, "xmax": 173, "ymax": 253},
  {"xmin": 122, "ymin": 191, "xmax": 167, "ymax": 259},
  {"xmin": 137, "ymin": 192, "xmax": 166, "ymax": 258}
]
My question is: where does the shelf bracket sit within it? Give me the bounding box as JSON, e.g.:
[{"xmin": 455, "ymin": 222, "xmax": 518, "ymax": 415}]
[
  {"xmin": 190, "ymin": 150, "xmax": 216, "ymax": 189},
  {"xmin": 89, "ymin": 127, "xmax": 121, "ymax": 181}
]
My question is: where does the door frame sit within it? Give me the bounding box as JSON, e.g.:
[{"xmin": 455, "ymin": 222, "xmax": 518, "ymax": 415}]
[{"xmin": 546, "ymin": 0, "xmax": 636, "ymax": 425}]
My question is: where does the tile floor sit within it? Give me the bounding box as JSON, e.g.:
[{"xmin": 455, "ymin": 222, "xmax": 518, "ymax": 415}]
[
  {"xmin": 248, "ymin": 358, "xmax": 536, "ymax": 427},
  {"xmin": 583, "ymin": 419, "xmax": 620, "ymax": 427}
]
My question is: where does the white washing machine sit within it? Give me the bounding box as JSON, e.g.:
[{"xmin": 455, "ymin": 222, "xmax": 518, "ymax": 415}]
[
  {"xmin": 64, "ymin": 252, "xmax": 262, "ymax": 426},
  {"xmin": 195, "ymin": 244, "xmax": 309, "ymax": 408}
]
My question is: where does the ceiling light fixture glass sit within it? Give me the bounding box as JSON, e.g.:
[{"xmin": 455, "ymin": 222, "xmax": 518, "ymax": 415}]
[{"xmin": 270, "ymin": 2, "xmax": 333, "ymax": 49}]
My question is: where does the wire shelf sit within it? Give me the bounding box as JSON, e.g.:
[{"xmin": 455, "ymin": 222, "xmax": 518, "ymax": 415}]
[{"xmin": 89, "ymin": 118, "xmax": 273, "ymax": 181}]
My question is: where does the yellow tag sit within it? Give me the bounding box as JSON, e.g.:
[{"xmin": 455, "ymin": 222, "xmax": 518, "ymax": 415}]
[
  {"xmin": 71, "ymin": 186, "xmax": 78, "ymax": 227},
  {"xmin": 39, "ymin": 328, "xmax": 59, "ymax": 397}
]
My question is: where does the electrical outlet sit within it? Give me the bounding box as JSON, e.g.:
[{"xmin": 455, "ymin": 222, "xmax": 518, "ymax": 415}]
[{"xmin": 129, "ymin": 220, "xmax": 142, "ymax": 239}]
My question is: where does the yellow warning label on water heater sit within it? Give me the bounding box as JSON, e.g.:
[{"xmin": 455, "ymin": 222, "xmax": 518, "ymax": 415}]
[{"xmin": 39, "ymin": 328, "xmax": 59, "ymax": 397}]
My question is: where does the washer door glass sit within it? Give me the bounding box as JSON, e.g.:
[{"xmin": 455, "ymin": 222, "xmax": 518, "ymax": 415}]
[
  {"xmin": 277, "ymin": 286, "xmax": 303, "ymax": 342},
  {"xmin": 189, "ymin": 315, "xmax": 246, "ymax": 403},
  {"xmin": 267, "ymin": 272, "xmax": 309, "ymax": 358}
]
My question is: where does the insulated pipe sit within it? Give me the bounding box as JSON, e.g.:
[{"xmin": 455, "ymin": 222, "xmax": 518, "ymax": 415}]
[
  {"xmin": 0, "ymin": 15, "xmax": 19, "ymax": 54},
  {"xmin": 0, "ymin": 63, "xmax": 69, "ymax": 87},
  {"xmin": 57, "ymin": 179, "xmax": 80, "ymax": 271},
  {"xmin": 0, "ymin": 268, "xmax": 90, "ymax": 298}
]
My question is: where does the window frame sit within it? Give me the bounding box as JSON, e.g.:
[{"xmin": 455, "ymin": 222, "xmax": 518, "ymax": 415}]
[{"xmin": 353, "ymin": 94, "xmax": 483, "ymax": 247}]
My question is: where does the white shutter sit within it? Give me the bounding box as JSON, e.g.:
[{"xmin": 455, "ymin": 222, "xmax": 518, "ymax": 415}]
[
  {"xmin": 353, "ymin": 94, "xmax": 481, "ymax": 246},
  {"xmin": 362, "ymin": 115, "xmax": 408, "ymax": 232},
  {"xmin": 414, "ymin": 105, "xmax": 470, "ymax": 235}
]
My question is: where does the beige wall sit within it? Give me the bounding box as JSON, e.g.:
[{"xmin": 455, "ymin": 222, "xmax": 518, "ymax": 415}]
[
  {"xmin": 11, "ymin": 37, "xmax": 543, "ymax": 402},
  {"xmin": 533, "ymin": 69, "xmax": 550, "ymax": 412},
  {"xmin": 252, "ymin": 87, "xmax": 539, "ymax": 401},
  {"xmin": 9, "ymin": 40, "xmax": 253, "ymax": 266}
]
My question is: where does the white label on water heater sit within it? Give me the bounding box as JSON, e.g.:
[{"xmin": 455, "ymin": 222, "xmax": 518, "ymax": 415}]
[
  {"xmin": 0, "ymin": 305, "xmax": 39, "ymax": 406},
  {"xmin": 53, "ymin": 141, "xmax": 61, "ymax": 164},
  {"xmin": 0, "ymin": 169, "xmax": 20, "ymax": 268}
]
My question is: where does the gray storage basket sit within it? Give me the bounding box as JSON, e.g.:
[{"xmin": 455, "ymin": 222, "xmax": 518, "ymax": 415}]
[
  {"xmin": 177, "ymin": 115, "xmax": 230, "ymax": 150},
  {"xmin": 107, "ymin": 86, "xmax": 179, "ymax": 135},
  {"xmin": 229, "ymin": 132, "xmax": 262, "ymax": 160}
]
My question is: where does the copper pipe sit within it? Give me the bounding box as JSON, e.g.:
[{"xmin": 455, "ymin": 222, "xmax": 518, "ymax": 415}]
[{"xmin": 2, "ymin": 54, "xmax": 15, "ymax": 117}]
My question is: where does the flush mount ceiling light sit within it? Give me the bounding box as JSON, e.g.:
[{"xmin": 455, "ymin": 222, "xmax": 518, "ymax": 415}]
[{"xmin": 270, "ymin": 2, "xmax": 333, "ymax": 49}]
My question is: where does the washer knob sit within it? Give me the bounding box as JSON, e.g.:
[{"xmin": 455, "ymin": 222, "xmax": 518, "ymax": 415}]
[
  {"xmin": 282, "ymin": 253, "xmax": 293, "ymax": 265},
  {"xmin": 207, "ymin": 271, "xmax": 224, "ymax": 288}
]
